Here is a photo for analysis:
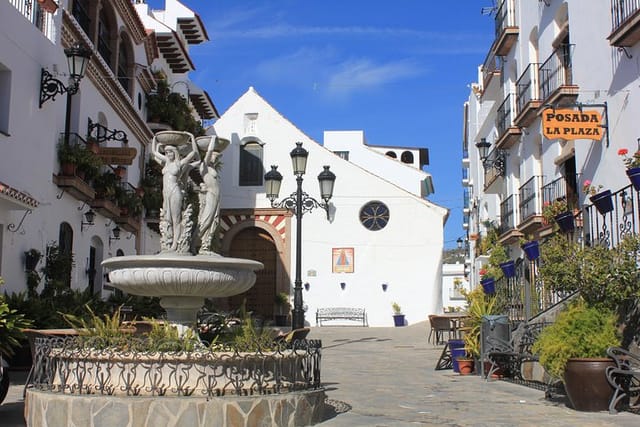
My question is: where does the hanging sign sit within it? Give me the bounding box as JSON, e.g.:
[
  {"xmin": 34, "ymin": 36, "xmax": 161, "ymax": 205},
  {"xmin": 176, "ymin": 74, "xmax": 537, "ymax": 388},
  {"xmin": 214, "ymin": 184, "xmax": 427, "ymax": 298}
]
[
  {"xmin": 97, "ymin": 147, "xmax": 137, "ymax": 165},
  {"xmin": 542, "ymin": 108, "xmax": 603, "ymax": 141}
]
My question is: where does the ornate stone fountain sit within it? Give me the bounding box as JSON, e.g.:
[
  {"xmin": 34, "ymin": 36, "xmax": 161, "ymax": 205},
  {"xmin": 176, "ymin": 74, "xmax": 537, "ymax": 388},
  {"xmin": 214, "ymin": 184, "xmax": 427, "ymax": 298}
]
[
  {"xmin": 102, "ymin": 131, "xmax": 262, "ymax": 328},
  {"xmin": 28, "ymin": 131, "xmax": 325, "ymax": 427}
]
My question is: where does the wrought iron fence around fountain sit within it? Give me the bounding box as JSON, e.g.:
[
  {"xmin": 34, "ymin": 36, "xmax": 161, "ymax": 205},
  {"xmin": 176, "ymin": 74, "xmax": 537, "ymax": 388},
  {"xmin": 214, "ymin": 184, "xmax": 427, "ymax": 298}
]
[{"xmin": 30, "ymin": 336, "xmax": 322, "ymax": 398}]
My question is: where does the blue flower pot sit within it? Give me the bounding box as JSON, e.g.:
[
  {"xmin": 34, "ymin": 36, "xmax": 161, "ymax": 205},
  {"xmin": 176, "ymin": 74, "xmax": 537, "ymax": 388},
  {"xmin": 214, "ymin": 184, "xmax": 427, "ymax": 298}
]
[
  {"xmin": 554, "ymin": 211, "xmax": 575, "ymax": 233},
  {"xmin": 589, "ymin": 189, "xmax": 613, "ymax": 215},
  {"xmin": 499, "ymin": 260, "xmax": 516, "ymax": 278},
  {"xmin": 521, "ymin": 240, "xmax": 540, "ymax": 261},
  {"xmin": 480, "ymin": 277, "xmax": 495, "ymax": 294},
  {"xmin": 627, "ymin": 167, "xmax": 640, "ymax": 192}
]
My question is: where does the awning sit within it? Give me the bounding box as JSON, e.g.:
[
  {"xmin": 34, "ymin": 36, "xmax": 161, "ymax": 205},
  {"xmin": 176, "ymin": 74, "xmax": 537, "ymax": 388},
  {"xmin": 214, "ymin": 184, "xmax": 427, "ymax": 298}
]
[{"xmin": 0, "ymin": 180, "xmax": 39, "ymax": 210}]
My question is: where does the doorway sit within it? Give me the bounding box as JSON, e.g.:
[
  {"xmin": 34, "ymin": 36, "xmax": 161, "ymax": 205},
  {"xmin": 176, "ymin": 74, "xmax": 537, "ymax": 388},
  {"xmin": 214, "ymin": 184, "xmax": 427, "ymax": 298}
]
[{"xmin": 228, "ymin": 227, "xmax": 278, "ymax": 321}]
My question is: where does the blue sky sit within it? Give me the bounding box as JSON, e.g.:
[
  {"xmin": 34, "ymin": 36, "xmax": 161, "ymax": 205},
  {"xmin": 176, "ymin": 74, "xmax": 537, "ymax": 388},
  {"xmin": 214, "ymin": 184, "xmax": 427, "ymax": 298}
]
[{"xmin": 154, "ymin": 1, "xmax": 494, "ymax": 248}]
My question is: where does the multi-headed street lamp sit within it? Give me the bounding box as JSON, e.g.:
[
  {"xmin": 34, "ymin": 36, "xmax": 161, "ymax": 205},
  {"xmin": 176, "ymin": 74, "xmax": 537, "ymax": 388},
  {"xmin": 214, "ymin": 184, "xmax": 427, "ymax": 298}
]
[{"xmin": 264, "ymin": 142, "xmax": 336, "ymax": 329}]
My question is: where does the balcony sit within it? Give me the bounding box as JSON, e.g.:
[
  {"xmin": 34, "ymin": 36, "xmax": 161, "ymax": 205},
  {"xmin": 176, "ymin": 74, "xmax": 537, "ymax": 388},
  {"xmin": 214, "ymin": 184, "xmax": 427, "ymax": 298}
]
[
  {"xmin": 517, "ymin": 176, "xmax": 544, "ymax": 235},
  {"xmin": 482, "ymin": 50, "xmax": 502, "ymax": 93},
  {"xmin": 492, "ymin": 0, "xmax": 518, "ymax": 56},
  {"xmin": 463, "ymin": 189, "xmax": 471, "ymax": 214},
  {"xmin": 539, "ymin": 45, "xmax": 578, "ymax": 107},
  {"xmin": 462, "ymin": 149, "xmax": 470, "ymax": 167},
  {"xmin": 495, "ymin": 93, "xmax": 522, "ymax": 149},
  {"xmin": 9, "ymin": 0, "xmax": 55, "ymax": 41},
  {"xmin": 514, "ymin": 63, "xmax": 542, "ymax": 127},
  {"xmin": 608, "ymin": 0, "xmax": 640, "ymax": 47},
  {"xmin": 482, "ymin": 148, "xmax": 505, "ymax": 193},
  {"xmin": 463, "ymin": 214, "xmax": 470, "ymax": 230},
  {"xmin": 498, "ymin": 194, "xmax": 523, "ymax": 244},
  {"xmin": 462, "ymin": 167, "xmax": 471, "ymax": 187}
]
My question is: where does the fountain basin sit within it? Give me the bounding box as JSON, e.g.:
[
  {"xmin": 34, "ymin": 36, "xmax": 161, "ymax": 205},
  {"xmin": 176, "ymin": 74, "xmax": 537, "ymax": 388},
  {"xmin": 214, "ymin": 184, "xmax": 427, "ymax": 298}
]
[{"xmin": 102, "ymin": 254, "xmax": 263, "ymax": 325}]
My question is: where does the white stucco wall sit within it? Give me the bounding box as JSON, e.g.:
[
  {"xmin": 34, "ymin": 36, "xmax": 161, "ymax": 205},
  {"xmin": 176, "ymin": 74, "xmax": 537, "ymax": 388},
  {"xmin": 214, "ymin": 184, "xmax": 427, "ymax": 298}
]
[
  {"xmin": 441, "ymin": 263, "xmax": 469, "ymax": 311},
  {"xmin": 213, "ymin": 87, "xmax": 447, "ymax": 326}
]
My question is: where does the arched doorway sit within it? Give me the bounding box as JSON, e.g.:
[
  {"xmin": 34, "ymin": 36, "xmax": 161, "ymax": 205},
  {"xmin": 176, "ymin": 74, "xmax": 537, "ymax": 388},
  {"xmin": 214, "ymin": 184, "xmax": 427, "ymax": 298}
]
[{"xmin": 228, "ymin": 227, "xmax": 277, "ymax": 321}]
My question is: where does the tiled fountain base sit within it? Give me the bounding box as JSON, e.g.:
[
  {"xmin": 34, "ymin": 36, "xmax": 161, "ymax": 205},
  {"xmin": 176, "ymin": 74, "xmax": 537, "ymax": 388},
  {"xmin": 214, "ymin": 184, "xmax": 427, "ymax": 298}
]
[{"xmin": 26, "ymin": 389, "xmax": 327, "ymax": 427}]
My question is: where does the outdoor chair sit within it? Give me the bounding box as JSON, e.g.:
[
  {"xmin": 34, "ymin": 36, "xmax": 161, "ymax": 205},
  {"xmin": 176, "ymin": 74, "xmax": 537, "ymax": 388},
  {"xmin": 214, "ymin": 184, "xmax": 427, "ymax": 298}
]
[
  {"xmin": 274, "ymin": 327, "xmax": 310, "ymax": 348},
  {"xmin": 428, "ymin": 315, "xmax": 455, "ymax": 345}
]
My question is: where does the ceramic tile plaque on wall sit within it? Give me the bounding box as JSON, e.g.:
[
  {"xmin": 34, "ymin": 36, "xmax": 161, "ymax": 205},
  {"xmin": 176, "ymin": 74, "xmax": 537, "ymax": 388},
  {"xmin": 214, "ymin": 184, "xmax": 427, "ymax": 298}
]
[{"xmin": 332, "ymin": 247, "xmax": 354, "ymax": 273}]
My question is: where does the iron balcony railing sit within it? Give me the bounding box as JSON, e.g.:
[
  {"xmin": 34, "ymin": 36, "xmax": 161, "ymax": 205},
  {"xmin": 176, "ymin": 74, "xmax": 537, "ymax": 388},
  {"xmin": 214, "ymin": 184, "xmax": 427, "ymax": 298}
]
[
  {"xmin": 482, "ymin": 50, "xmax": 501, "ymax": 89},
  {"xmin": 584, "ymin": 183, "xmax": 640, "ymax": 249},
  {"xmin": 496, "ymin": 93, "xmax": 516, "ymax": 138},
  {"xmin": 495, "ymin": 0, "xmax": 516, "ymax": 39},
  {"xmin": 483, "ymin": 147, "xmax": 506, "ymax": 187},
  {"xmin": 463, "ymin": 188, "xmax": 471, "ymax": 210},
  {"xmin": 515, "ymin": 63, "xmax": 541, "ymax": 117},
  {"xmin": 541, "ymin": 175, "xmax": 580, "ymax": 208},
  {"xmin": 499, "ymin": 193, "xmax": 518, "ymax": 235},
  {"xmin": 611, "ymin": 0, "xmax": 640, "ymax": 33},
  {"xmin": 519, "ymin": 175, "xmax": 543, "ymax": 224},
  {"xmin": 8, "ymin": 0, "xmax": 55, "ymax": 41},
  {"xmin": 539, "ymin": 44, "xmax": 574, "ymax": 101}
]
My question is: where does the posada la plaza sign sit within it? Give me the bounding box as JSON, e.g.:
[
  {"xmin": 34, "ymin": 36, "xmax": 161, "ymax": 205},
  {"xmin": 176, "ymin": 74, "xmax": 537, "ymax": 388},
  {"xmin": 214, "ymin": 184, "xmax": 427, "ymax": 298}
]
[{"xmin": 542, "ymin": 108, "xmax": 603, "ymax": 141}]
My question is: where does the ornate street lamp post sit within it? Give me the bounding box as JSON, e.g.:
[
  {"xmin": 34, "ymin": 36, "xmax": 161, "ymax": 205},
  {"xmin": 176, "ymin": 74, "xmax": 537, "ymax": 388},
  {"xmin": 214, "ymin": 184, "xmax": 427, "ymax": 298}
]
[{"xmin": 264, "ymin": 142, "xmax": 336, "ymax": 329}]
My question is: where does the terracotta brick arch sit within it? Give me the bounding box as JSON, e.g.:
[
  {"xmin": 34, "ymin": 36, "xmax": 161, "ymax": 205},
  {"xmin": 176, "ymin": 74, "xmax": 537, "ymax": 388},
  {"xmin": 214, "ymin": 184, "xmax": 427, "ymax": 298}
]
[{"xmin": 217, "ymin": 210, "xmax": 292, "ymax": 320}]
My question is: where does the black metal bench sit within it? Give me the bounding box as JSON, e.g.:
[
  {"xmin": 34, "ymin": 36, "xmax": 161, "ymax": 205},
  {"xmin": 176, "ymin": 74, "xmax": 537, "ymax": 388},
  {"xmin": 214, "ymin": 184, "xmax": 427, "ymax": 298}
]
[
  {"xmin": 606, "ymin": 346, "xmax": 640, "ymax": 414},
  {"xmin": 316, "ymin": 307, "xmax": 368, "ymax": 326},
  {"xmin": 486, "ymin": 322, "xmax": 549, "ymax": 382}
]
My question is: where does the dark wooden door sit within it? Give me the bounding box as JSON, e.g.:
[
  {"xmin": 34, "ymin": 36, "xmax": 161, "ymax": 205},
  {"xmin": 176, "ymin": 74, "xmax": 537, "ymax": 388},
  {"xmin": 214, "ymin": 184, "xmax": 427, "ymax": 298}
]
[{"xmin": 228, "ymin": 227, "xmax": 277, "ymax": 321}]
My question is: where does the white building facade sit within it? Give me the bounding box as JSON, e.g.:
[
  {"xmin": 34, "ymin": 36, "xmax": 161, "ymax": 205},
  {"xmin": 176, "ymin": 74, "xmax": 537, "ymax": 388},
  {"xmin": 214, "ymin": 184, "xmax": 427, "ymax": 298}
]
[
  {"xmin": 212, "ymin": 87, "xmax": 448, "ymax": 327},
  {"xmin": 462, "ymin": 1, "xmax": 640, "ymax": 294},
  {"xmin": 0, "ymin": 0, "xmax": 213, "ymax": 297}
]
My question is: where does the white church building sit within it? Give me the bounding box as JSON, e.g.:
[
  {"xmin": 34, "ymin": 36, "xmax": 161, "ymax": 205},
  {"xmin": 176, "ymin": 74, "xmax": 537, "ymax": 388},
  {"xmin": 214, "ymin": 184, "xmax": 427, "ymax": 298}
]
[{"xmin": 212, "ymin": 87, "xmax": 448, "ymax": 327}]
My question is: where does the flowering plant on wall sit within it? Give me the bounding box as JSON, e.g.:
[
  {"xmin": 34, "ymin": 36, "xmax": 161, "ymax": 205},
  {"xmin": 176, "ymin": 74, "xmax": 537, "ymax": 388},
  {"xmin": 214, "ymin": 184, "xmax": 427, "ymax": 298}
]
[
  {"xmin": 542, "ymin": 199, "xmax": 569, "ymax": 223},
  {"xmin": 618, "ymin": 148, "xmax": 640, "ymax": 169},
  {"xmin": 582, "ymin": 180, "xmax": 603, "ymax": 196}
]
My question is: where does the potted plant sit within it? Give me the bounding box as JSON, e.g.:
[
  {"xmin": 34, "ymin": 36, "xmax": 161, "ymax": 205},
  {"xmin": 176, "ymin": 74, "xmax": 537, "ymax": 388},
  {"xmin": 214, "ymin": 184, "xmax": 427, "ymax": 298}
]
[
  {"xmin": 532, "ymin": 300, "xmax": 619, "ymax": 411},
  {"xmin": 542, "ymin": 199, "xmax": 574, "ymax": 232},
  {"xmin": 76, "ymin": 145, "xmax": 103, "ymax": 182},
  {"xmin": 582, "ymin": 180, "xmax": 613, "ymax": 215},
  {"xmin": 56, "ymin": 141, "xmax": 81, "ymax": 176},
  {"xmin": 392, "ymin": 302, "xmax": 405, "ymax": 327},
  {"xmin": 274, "ymin": 292, "xmax": 290, "ymax": 326},
  {"xmin": 460, "ymin": 286, "xmax": 500, "ymax": 369},
  {"xmin": 24, "ymin": 249, "xmax": 42, "ymax": 272},
  {"xmin": 93, "ymin": 171, "xmax": 119, "ymax": 201},
  {"xmin": 617, "ymin": 147, "xmax": 640, "ymax": 191}
]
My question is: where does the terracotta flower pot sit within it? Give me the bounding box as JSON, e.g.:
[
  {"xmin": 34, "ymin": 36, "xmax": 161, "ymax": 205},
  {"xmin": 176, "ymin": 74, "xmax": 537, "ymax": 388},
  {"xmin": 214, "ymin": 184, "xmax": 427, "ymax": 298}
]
[
  {"xmin": 457, "ymin": 358, "xmax": 475, "ymax": 375},
  {"xmin": 563, "ymin": 358, "xmax": 615, "ymax": 412}
]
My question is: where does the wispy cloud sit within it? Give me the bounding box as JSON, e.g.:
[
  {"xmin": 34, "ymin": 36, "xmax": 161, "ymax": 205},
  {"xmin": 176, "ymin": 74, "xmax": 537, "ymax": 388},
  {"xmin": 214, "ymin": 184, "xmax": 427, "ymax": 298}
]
[
  {"xmin": 326, "ymin": 59, "xmax": 424, "ymax": 99},
  {"xmin": 252, "ymin": 47, "xmax": 424, "ymax": 100}
]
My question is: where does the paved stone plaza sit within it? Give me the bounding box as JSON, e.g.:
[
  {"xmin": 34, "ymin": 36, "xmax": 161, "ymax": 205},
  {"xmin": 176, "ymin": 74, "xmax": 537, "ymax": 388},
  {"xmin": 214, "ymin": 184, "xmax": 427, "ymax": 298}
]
[{"xmin": 2, "ymin": 322, "xmax": 639, "ymax": 426}]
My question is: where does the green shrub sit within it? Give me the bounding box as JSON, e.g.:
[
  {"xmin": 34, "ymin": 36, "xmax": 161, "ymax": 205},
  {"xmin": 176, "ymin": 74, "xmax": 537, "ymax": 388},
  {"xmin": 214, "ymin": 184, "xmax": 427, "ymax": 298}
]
[{"xmin": 532, "ymin": 300, "xmax": 619, "ymax": 379}]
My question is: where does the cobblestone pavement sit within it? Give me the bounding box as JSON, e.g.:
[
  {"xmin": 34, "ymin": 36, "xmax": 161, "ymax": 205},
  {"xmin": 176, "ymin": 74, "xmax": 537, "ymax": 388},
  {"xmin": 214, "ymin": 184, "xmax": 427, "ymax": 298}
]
[
  {"xmin": 1, "ymin": 322, "xmax": 639, "ymax": 426},
  {"xmin": 314, "ymin": 322, "xmax": 639, "ymax": 426}
]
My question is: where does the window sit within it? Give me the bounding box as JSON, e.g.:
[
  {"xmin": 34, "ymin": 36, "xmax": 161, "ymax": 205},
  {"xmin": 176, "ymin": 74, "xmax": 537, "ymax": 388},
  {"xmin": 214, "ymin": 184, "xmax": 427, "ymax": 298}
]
[
  {"xmin": 97, "ymin": 9, "xmax": 113, "ymax": 68},
  {"xmin": 117, "ymin": 34, "xmax": 131, "ymax": 94},
  {"xmin": 401, "ymin": 151, "xmax": 414, "ymax": 164},
  {"xmin": 334, "ymin": 151, "xmax": 349, "ymax": 161},
  {"xmin": 0, "ymin": 64, "xmax": 10, "ymax": 135},
  {"xmin": 359, "ymin": 201, "xmax": 390, "ymax": 231},
  {"xmin": 58, "ymin": 222, "xmax": 74, "ymax": 288},
  {"xmin": 72, "ymin": 0, "xmax": 91, "ymax": 36},
  {"xmin": 239, "ymin": 142, "xmax": 264, "ymax": 186},
  {"xmin": 385, "ymin": 151, "xmax": 397, "ymax": 159}
]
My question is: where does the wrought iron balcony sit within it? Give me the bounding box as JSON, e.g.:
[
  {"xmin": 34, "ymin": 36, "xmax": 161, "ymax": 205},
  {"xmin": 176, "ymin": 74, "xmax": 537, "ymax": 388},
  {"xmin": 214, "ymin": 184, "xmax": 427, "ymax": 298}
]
[
  {"xmin": 482, "ymin": 50, "xmax": 502, "ymax": 92},
  {"xmin": 541, "ymin": 175, "xmax": 580, "ymax": 209},
  {"xmin": 462, "ymin": 167, "xmax": 471, "ymax": 187},
  {"xmin": 492, "ymin": 0, "xmax": 518, "ymax": 56},
  {"xmin": 608, "ymin": 0, "xmax": 640, "ymax": 46},
  {"xmin": 585, "ymin": 184, "xmax": 640, "ymax": 249},
  {"xmin": 482, "ymin": 147, "xmax": 506, "ymax": 192},
  {"xmin": 514, "ymin": 63, "xmax": 542, "ymax": 127},
  {"xmin": 539, "ymin": 44, "xmax": 578, "ymax": 106},
  {"xmin": 8, "ymin": 0, "xmax": 55, "ymax": 40},
  {"xmin": 518, "ymin": 175, "xmax": 544, "ymax": 234},
  {"xmin": 495, "ymin": 93, "xmax": 522, "ymax": 149},
  {"xmin": 498, "ymin": 193, "xmax": 523, "ymax": 243}
]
